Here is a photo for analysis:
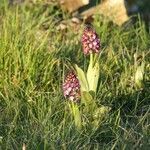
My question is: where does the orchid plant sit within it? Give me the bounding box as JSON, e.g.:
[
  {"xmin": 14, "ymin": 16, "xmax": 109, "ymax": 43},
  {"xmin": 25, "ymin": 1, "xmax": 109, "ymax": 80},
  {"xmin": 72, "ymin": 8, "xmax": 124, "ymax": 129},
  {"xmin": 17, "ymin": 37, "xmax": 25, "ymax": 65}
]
[{"xmin": 63, "ymin": 25, "xmax": 111, "ymax": 130}]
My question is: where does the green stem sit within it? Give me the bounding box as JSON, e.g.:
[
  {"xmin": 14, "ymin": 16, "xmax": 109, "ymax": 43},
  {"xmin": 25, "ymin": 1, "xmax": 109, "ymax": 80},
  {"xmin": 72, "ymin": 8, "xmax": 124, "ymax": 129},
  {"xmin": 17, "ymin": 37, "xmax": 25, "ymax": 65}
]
[
  {"xmin": 68, "ymin": 102, "xmax": 82, "ymax": 131},
  {"xmin": 93, "ymin": 54, "xmax": 99, "ymax": 66},
  {"xmin": 90, "ymin": 53, "xmax": 93, "ymax": 67}
]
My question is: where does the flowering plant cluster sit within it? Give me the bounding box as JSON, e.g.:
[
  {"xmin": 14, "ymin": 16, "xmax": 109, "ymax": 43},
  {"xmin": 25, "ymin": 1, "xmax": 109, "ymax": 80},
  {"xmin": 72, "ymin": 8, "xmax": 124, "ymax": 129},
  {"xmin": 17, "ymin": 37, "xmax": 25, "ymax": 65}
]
[{"xmin": 63, "ymin": 25, "xmax": 110, "ymax": 130}]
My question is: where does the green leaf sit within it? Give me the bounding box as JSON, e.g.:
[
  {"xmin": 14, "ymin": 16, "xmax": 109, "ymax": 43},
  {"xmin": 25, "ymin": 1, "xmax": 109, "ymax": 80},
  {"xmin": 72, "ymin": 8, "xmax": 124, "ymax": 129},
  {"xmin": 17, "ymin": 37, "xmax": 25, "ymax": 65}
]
[
  {"xmin": 135, "ymin": 62, "xmax": 145, "ymax": 88},
  {"xmin": 87, "ymin": 61, "xmax": 100, "ymax": 93},
  {"xmin": 81, "ymin": 91, "xmax": 97, "ymax": 111},
  {"xmin": 89, "ymin": 90, "xmax": 95, "ymax": 98},
  {"xmin": 75, "ymin": 64, "xmax": 89, "ymax": 92},
  {"xmin": 93, "ymin": 105, "xmax": 111, "ymax": 120},
  {"xmin": 69, "ymin": 103, "xmax": 82, "ymax": 130},
  {"xmin": 92, "ymin": 105, "xmax": 111, "ymax": 128}
]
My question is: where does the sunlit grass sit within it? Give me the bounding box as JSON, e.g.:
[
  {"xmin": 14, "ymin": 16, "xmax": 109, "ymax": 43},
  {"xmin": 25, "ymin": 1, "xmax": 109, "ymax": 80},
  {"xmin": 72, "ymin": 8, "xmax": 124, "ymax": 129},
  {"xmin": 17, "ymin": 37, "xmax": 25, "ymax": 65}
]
[{"xmin": 0, "ymin": 1, "xmax": 149, "ymax": 149}]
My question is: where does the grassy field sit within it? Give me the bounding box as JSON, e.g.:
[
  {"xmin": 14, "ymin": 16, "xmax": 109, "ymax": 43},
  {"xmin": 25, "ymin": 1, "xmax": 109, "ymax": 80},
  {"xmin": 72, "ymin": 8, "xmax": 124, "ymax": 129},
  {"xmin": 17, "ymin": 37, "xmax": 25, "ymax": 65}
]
[{"xmin": 0, "ymin": 1, "xmax": 150, "ymax": 149}]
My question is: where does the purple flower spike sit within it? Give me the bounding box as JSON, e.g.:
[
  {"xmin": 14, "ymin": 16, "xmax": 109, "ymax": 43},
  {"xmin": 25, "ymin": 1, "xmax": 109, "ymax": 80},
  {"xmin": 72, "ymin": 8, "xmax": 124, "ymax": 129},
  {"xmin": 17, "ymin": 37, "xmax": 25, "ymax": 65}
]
[
  {"xmin": 63, "ymin": 72, "xmax": 80, "ymax": 103},
  {"xmin": 81, "ymin": 26, "xmax": 101, "ymax": 55}
]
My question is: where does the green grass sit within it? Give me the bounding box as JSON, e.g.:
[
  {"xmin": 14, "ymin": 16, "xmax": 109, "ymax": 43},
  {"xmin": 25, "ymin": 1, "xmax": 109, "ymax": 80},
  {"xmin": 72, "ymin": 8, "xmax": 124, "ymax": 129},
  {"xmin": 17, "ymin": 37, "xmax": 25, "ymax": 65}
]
[{"xmin": 0, "ymin": 1, "xmax": 150, "ymax": 149}]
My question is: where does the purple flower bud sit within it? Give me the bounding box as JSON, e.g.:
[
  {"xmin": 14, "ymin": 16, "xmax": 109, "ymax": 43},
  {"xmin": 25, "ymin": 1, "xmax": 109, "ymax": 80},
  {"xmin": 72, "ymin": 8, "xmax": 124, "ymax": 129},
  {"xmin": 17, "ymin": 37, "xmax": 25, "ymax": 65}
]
[
  {"xmin": 81, "ymin": 26, "xmax": 101, "ymax": 55},
  {"xmin": 62, "ymin": 72, "xmax": 80, "ymax": 103}
]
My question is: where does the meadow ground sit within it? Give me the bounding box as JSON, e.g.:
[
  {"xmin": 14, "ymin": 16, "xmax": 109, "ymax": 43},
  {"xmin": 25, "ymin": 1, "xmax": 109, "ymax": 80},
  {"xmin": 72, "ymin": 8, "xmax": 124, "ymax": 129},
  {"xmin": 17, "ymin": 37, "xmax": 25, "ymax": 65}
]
[{"xmin": 0, "ymin": 1, "xmax": 150, "ymax": 149}]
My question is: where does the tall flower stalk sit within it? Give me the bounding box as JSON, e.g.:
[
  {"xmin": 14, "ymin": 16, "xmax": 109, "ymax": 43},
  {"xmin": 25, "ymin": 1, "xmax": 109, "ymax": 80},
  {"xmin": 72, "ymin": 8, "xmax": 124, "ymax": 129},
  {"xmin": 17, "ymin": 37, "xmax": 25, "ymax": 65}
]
[{"xmin": 62, "ymin": 71, "xmax": 82, "ymax": 130}]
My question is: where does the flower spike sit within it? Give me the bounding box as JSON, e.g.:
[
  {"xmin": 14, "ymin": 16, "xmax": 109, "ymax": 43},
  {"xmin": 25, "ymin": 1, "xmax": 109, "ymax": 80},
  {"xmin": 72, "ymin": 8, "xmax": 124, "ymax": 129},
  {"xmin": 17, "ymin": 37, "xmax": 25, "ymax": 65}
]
[
  {"xmin": 81, "ymin": 25, "xmax": 101, "ymax": 55},
  {"xmin": 63, "ymin": 71, "xmax": 81, "ymax": 103}
]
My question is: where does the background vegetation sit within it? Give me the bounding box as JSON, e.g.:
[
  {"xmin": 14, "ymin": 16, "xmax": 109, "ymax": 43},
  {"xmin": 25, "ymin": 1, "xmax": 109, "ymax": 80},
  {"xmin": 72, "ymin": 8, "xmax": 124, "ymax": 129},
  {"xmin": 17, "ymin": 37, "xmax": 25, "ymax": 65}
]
[{"xmin": 0, "ymin": 0, "xmax": 149, "ymax": 149}]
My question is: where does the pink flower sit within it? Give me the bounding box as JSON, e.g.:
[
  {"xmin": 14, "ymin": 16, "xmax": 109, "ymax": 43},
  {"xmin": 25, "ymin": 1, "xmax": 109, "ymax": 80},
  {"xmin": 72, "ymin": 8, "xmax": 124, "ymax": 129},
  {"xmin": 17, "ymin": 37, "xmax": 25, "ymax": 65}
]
[
  {"xmin": 81, "ymin": 26, "xmax": 101, "ymax": 55},
  {"xmin": 62, "ymin": 72, "xmax": 80, "ymax": 103}
]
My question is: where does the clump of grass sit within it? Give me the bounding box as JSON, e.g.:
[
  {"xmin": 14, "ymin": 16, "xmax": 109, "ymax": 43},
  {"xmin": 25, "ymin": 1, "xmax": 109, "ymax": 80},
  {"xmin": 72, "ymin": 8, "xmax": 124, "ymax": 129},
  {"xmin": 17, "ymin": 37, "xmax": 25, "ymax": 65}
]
[{"xmin": 0, "ymin": 1, "xmax": 150, "ymax": 149}]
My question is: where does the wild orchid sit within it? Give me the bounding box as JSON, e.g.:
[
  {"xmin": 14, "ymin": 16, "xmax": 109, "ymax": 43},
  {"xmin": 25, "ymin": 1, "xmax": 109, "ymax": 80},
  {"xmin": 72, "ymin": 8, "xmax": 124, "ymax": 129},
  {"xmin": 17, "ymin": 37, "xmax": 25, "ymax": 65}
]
[
  {"xmin": 63, "ymin": 25, "xmax": 111, "ymax": 130},
  {"xmin": 62, "ymin": 71, "xmax": 80, "ymax": 103}
]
